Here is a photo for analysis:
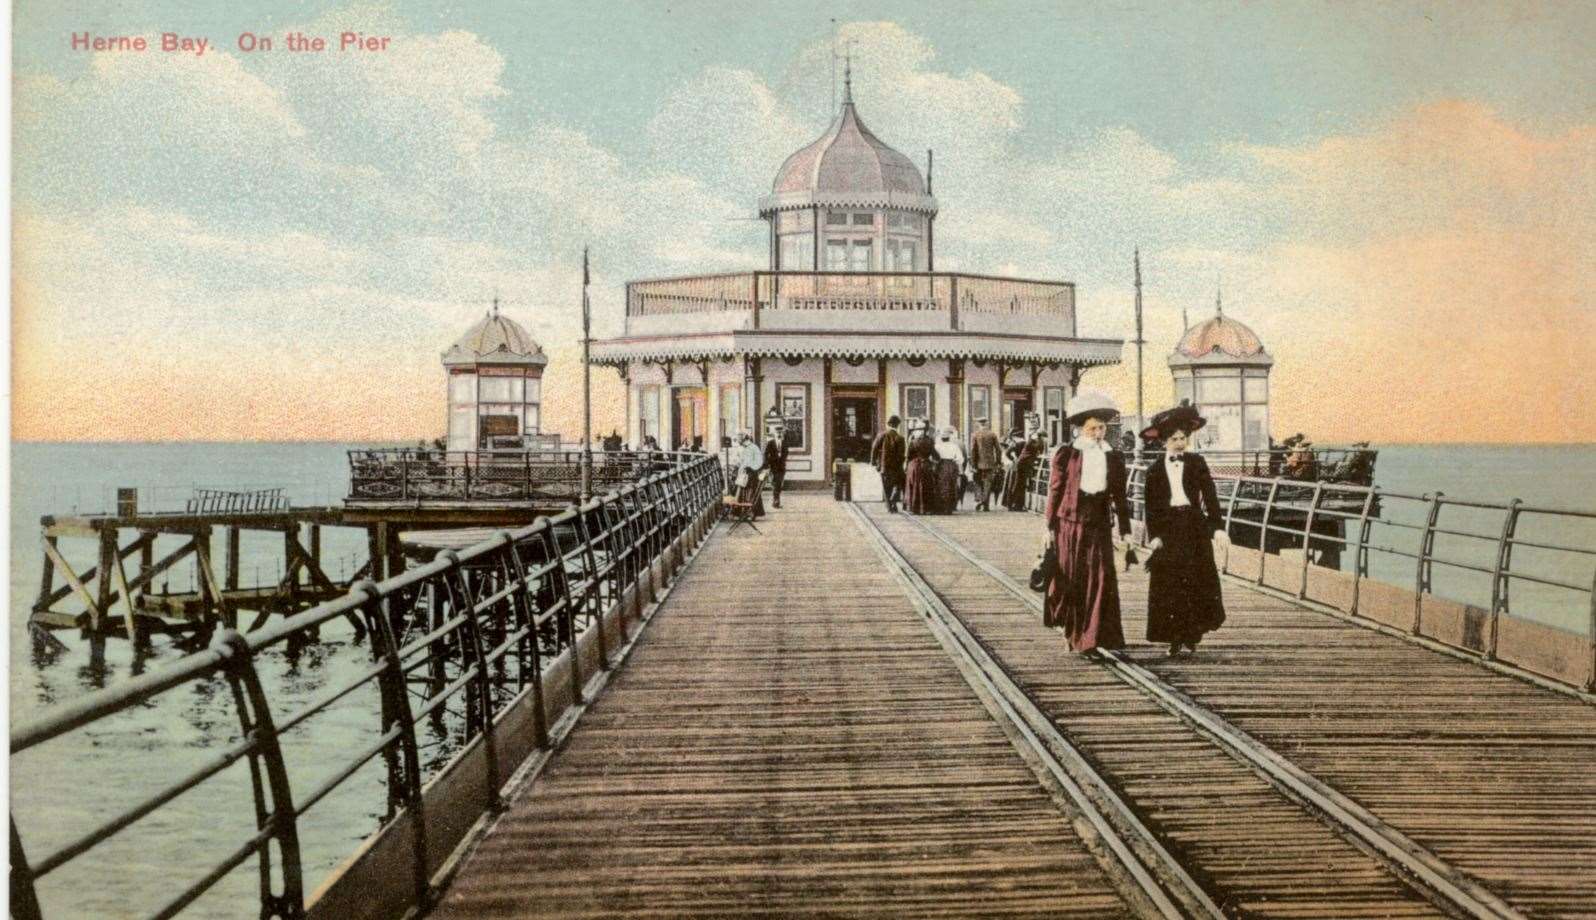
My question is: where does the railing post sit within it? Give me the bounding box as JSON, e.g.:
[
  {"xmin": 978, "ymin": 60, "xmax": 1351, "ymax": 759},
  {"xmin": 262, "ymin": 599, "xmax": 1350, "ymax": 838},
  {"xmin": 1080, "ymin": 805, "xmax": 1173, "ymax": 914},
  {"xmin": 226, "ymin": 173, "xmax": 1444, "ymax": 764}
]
[
  {"xmin": 1258, "ymin": 479, "xmax": 1281, "ymax": 585},
  {"xmin": 443, "ymin": 549, "xmax": 502, "ymax": 813},
  {"xmin": 354, "ymin": 579, "xmax": 429, "ymax": 911},
  {"xmin": 1487, "ymin": 499, "xmax": 1522, "ymax": 662},
  {"xmin": 1300, "ymin": 482, "xmax": 1324, "ymax": 599},
  {"xmin": 541, "ymin": 525, "xmax": 583, "ymax": 705},
  {"xmin": 503, "ymin": 538, "xmax": 551, "ymax": 748},
  {"xmin": 1413, "ymin": 493, "xmax": 1445, "ymax": 635},
  {"xmin": 1350, "ymin": 488, "xmax": 1377, "ymax": 616},
  {"xmin": 11, "ymin": 819, "xmax": 42, "ymax": 920},
  {"xmin": 572, "ymin": 510, "xmax": 610, "ymax": 670},
  {"xmin": 212, "ymin": 628, "xmax": 304, "ymax": 920}
]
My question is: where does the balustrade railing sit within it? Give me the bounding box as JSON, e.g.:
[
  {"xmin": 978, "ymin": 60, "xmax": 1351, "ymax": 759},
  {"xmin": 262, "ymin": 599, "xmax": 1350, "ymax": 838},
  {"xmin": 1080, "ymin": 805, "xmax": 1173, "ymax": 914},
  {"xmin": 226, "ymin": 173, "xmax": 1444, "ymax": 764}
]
[
  {"xmin": 347, "ymin": 449, "xmax": 678, "ymax": 503},
  {"xmin": 10, "ymin": 454, "xmax": 726, "ymax": 920},
  {"xmin": 1023, "ymin": 452, "xmax": 1595, "ymax": 690},
  {"xmin": 626, "ymin": 270, "xmax": 1075, "ymax": 331}
]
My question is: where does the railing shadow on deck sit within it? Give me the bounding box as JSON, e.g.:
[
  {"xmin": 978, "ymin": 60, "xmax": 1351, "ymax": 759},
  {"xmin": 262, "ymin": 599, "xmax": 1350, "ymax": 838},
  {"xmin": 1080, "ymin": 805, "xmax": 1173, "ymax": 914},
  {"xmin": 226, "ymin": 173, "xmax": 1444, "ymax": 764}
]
[
  {"xmin": 1022, "ymin": 454, "xmax": 1596, "ymax": 692},
  {"xmin": 10, "ymin": 454, "xmax": 727, "ymax": 920}
]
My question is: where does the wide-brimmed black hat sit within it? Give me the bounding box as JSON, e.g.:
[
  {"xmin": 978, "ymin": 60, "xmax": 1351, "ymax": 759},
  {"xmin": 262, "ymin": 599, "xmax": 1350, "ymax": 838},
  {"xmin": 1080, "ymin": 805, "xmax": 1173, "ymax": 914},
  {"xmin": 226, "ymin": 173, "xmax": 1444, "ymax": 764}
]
[{"xmin": 1141, "ymin": 405, "xmax": 1207, "ymax": 440}]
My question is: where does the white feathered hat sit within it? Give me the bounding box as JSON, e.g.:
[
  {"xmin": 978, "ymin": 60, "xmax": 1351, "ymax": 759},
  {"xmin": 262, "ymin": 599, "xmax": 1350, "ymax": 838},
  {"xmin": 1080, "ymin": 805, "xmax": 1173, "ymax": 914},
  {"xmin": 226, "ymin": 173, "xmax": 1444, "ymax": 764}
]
[{"xmin": 1066, "ymin": 389, "xmax": 1119, "ymax": 425}]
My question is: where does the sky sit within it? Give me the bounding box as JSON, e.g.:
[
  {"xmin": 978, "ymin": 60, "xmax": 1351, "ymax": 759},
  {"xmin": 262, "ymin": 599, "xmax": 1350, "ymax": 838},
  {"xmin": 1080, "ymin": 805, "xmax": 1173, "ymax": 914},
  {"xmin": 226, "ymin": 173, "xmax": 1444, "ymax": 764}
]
[{"xmin": 10, "ymin": 0, "xmax": 1595, "ymax": 444}]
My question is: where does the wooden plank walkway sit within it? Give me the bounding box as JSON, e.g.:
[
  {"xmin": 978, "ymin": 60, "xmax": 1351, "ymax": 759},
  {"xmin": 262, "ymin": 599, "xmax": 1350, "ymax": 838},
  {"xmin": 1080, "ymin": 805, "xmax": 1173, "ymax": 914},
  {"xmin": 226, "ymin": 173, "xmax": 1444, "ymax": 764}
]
[
  {"xmin": 913, "ymin": 505, "xmax": 1596, "ymax": 920},
  {"xmin": 860, "ymin": 505, "xmax": 1446, "ymax": 919},
  {"xmin": 433, "ymin": 497, "xmax": 1141, "ymax": 918}
]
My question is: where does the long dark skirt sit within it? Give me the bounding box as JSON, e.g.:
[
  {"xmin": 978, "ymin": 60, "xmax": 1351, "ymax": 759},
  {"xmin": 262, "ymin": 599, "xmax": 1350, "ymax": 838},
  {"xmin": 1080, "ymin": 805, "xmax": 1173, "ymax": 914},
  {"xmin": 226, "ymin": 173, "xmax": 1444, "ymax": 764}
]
[
  {"xmin": 1045, "ymin": 493, "xmax": 1125, "ymax": 652},
  {"xmin": 1002, "ymin": 458, "xmax": 1037, "ymax": 510},
  {"xmin": 912, "ymin": 456, "xmax": 932, "ymax": 514},
  {"xmin": 1146, "ymin": 507, "xmax": 1226, "ymax": 645},
  {"xmin": 933, "ymin": 459, "xmax": 961, "ymax": 513}
]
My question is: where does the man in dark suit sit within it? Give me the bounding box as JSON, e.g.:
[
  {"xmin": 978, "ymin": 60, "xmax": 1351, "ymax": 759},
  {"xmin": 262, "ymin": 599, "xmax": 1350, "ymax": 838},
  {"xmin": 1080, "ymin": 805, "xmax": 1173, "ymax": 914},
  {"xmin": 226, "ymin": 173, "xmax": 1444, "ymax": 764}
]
[
  {"xmin": 871, "ymin": 415, "xmax": 907, "ymax": 513},
  {"xmin": 763, "ymin": 423, "xmax": 791, "ymax": 508},
  {"xmin": 968, "ymin": 417, "xmax": 1003, "ymax": 510}
]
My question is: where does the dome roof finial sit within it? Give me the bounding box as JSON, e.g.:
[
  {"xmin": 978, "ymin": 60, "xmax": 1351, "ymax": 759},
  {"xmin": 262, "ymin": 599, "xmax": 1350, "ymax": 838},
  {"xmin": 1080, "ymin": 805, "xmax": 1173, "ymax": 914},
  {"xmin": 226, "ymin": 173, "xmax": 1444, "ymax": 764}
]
[
  {"xmin": 1215, "ymin": 278, "xmax": 1223, "ymax": 317},
  {"xmin": 842, "ymin": 47, "xmax": 853, "ymax": 106}
]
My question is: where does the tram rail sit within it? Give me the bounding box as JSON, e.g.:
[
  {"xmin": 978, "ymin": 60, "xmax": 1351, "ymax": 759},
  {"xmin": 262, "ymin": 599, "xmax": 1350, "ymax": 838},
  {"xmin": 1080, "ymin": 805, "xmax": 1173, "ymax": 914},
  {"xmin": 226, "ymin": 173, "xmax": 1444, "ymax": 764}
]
[
  {"xmin": 888, "ymin": 508, "xmax": 1525, "ymax": 920},
  {"xmin": 844, "ymin": 502, "xmax": 1224, "ymax": 920}
]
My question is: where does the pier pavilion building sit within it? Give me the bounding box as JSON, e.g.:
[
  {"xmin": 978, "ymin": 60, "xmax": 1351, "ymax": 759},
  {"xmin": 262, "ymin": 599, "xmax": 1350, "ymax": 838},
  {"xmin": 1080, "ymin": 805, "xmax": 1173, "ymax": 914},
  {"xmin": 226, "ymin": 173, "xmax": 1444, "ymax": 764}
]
[
  {"xmin": 1168, "ymin": 297, "xmax": 1273, "ymax": 452},
  {"xmin": 442, "ymin": 306, "xmax": 548, "ymax": 451},
  {"xmin": 592, "ymin": 76, "xmax": 1123, "ymax": 485}
]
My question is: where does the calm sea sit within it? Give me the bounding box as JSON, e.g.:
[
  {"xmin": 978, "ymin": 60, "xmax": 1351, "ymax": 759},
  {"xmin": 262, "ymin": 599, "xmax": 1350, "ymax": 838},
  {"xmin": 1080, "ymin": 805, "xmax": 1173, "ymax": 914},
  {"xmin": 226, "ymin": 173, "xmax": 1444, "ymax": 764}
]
[{"xmin": 7, "ymin": 441, "xmax": 1596, "ymax": 917}]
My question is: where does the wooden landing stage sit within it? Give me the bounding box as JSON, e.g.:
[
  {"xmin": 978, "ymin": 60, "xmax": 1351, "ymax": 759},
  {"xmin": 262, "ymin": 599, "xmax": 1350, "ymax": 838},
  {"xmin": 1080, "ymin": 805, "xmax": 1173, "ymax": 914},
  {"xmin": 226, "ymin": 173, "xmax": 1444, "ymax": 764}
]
[{"xmin": 434, "ymin": 495, "xmax": 1596, "ymax": 919}]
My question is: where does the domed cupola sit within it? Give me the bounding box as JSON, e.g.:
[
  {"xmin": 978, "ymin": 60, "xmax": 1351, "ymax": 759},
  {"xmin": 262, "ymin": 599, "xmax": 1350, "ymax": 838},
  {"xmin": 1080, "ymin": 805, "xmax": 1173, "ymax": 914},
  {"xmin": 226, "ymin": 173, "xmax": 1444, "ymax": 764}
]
[
  {"xmin": 1167, "ymin": 289, "xmax": 1273, "ymax": 451},
  {"xmin": 761, "ymin": 62, "xmax": 938, "ymax": 273},
  {"xmin": 760, "ymin": 69, "xmax": 937, "ymax": 219},
  {"xmin": 442, "ymin": 303, "xmax": 548, "ymax": 451}
]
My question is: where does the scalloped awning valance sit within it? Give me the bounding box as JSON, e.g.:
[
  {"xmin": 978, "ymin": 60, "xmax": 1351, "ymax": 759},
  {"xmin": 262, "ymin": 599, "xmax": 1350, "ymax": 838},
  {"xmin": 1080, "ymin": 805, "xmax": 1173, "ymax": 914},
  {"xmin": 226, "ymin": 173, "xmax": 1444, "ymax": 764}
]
[{"xmin": 590, "ymin": 330, "xmax": 1123, "ymax": 367}]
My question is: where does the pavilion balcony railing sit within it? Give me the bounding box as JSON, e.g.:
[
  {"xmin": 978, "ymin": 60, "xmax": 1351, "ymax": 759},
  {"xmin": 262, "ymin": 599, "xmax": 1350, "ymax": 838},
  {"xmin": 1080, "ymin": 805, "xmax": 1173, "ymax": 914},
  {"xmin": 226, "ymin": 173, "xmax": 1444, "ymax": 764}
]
[
  {"xmin": 347, "ymin": 449, "xmax": 683, "ymax": 503},
  {"xmin": 1021, "ymin": 452, "xmax": 1595, "ymax": 691},
  {"xmin": 625, "ymin": 270, "xmax": 1075, "ymax": 330},
  {"xmin": 10, "ymin": 453, "xmax": 726, "ymax": 920}
]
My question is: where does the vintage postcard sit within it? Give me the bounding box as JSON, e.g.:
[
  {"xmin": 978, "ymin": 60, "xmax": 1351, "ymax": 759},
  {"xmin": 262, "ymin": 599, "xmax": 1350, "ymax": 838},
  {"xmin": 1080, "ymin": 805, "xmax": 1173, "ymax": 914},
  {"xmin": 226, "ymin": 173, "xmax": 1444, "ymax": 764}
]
[{"xmin": 9, "ymin": 2, "xmax": 1595, "ymax": 918}]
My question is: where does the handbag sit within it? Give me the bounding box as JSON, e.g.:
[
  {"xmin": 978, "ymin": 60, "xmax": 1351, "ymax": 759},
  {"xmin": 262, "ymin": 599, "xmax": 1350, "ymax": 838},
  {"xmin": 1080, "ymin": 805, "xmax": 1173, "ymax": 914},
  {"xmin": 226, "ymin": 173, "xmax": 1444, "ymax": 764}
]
[
  {"xmin": 734, "ymin": 468, "xmax": 749, "ymax": 490},
  {"xmin": 1029, "ymin": 538, "xmax": 1057, "ymax": 592}
]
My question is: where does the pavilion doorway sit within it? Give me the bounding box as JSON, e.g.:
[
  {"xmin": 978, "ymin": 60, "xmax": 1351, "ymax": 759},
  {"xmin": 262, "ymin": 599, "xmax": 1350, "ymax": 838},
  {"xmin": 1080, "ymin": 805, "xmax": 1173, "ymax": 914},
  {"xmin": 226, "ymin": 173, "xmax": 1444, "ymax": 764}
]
[
  {"xmin": 830, "ymin": 389, "xmax": 879, "ymax": 463},
  {"xmin": 1002, "ymin": 389, "xmax": 1034, "ymax": 436},
  {"xmin": 672, "ymin": 387, "xmax": 708, "ymax": 451}
]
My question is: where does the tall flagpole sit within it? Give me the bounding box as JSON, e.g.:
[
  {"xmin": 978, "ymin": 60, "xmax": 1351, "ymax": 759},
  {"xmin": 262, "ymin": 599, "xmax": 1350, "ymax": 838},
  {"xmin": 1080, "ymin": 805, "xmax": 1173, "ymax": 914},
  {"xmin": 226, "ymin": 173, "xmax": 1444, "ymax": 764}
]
[
  {"xmin": 581, "ymin": 246, "xmax": 593, "ymax": 503},
  {"xmin": 1133, "ymin": 248, "xmax": 1145, "ymax": 464}
]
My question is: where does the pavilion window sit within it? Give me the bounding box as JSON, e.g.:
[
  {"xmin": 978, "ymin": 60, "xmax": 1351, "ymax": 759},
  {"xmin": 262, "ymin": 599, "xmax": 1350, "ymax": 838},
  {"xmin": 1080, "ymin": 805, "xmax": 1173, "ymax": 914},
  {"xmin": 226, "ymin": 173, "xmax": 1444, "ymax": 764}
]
[
  {"xmin": 524, "ymin": 405, "xmax": 540, "ymax": 434},
  {"xmin": 851, "ymin": 212, "xmax": 875, "ymax": 227},
  {"xmin": 1197, "ymin": 376, "xmax": 1241, "ymax": 404},
  {"xmin": 849, "ymin": 239, "xmax": 872, "ymax": 271},
  {"xmin": 902, "ymin": 383, "xmax": 932, "ymax": 427},
  {"xmin": 640, "ymin": 385, "xmax": 661, "ymax": 441},
  {"xmin": 719, "ymin": 384, "xmax": 741, "ymax": 445},
  {"xmin": 778, "ymin": 383, "xmax": 809, "ymax": 451},
  {"xmin": 449, "ymin": 374, "xmax": 475, "ymax": 403},
  {"xmin": 1044, "ymin": 387, "xmax": 1066, "ymax": 424},
  {"xmin": 478, "ymin": 376, "xmax": 522, "ymax": 402},
  {"xmin": 524, "ymin": 377, "xmax": 541, "ymax": 403},
  {"xmin": 780, "ymin": 234, "xmax": 811, "ymax": 270},
  {"xmin": 1243, "ymin": 377, "xmax": 1268, "ymax": 402},
  {"xmin": 826, "ymin": 210, "xmax": 849, "ymax": 226},
  {"xmin": 1174, "ymin": 377, "xmax": 1194, "ymax": 406},
  {"xmin": 448, "ymin": 406, "xmax": 473, "ymax": 447},
  {"xmin": 826, "ymin": 239, "xmax": 849, "ymax": 271},
  {"xmin": 888, "ymin": 211, "xmax": 921, "ymax": 232},
  {"xmin": 968, "ymin": 385, "xmax": 991, "ymax": 430}
]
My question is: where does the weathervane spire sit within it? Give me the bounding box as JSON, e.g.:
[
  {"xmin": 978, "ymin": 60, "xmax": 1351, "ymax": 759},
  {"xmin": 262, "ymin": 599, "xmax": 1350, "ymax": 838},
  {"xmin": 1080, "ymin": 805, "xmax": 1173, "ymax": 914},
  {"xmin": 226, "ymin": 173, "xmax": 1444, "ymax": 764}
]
[
  {"xmin": 843, "ymin": 46, "xmax": 853, "ymax": 106},
  {"xmin": 1216, "ymin": 278, "xmax": 1224, "ymax": 317}
]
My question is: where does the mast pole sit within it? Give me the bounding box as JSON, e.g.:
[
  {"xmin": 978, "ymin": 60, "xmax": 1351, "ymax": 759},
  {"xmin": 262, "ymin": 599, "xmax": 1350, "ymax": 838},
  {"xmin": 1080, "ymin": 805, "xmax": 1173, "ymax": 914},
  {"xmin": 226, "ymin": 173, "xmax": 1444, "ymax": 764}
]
[
  {"xmin": 1134, "ymin": 248, "xmax": 1145, "ymax": 465},
  {"xmin": 581, "ymin": 247, "xmax": 593, "ymax": 503}
]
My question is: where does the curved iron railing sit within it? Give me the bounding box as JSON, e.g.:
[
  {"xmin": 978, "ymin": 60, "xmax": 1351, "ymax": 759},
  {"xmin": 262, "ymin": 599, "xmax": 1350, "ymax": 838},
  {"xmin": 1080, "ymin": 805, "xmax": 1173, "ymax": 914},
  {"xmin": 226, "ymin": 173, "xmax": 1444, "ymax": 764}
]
[
  {"xmin": 10, "ymin": 453, "xmax": 726, "ymax": 920},
  {"xmin": 1024, "ymin": 453, "xmax": 1596, "ymax": 690}
]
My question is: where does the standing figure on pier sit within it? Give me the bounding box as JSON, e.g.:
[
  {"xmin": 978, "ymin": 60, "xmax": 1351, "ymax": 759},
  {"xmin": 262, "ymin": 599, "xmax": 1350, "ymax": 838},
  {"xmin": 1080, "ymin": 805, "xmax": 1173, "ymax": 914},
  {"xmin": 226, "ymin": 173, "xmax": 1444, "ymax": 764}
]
[
  {"xmin": 1140, "ymin": 406, "xmax": 1227, "ymax": 656},
  {"xmin": 871, "ymin": 415, "xmax": 907, "ymax": 513},
  {"xmin": 934, "ymin": 426, "xmax": 966, "ymax": 513},
  {"xmin": 969, "ymin": 418, "xmax": 1002, "ymax": 511},
  {"xmin": 904, "ymin": 420, "xmax": 937, "ymax": 514},
  {"xmin": 735, "ymin": 432, "xmax": 767, "ymax": 519},
  {"xmin": 1044, "ymin": 392, "xmax": 1130, "ymax": 653},
  {"xmin": 763, "ymin": 423, "xmax": 790, "ymax": 509},
  {"xmin": 1002, "ymin": 418, "xmax": 1045, "ymax": 511}
]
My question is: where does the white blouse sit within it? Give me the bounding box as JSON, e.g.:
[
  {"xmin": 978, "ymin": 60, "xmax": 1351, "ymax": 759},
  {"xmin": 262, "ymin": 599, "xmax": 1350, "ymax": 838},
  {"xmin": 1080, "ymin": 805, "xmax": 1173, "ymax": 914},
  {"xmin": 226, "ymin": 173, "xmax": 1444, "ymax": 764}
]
[
  {"xmin": 1165, "ymin": 453, "xmax": 1191, "ymax": 507},
  {"xmin": 1073, "ymin": 436, "xmax": 1110, "ymax": 494}
]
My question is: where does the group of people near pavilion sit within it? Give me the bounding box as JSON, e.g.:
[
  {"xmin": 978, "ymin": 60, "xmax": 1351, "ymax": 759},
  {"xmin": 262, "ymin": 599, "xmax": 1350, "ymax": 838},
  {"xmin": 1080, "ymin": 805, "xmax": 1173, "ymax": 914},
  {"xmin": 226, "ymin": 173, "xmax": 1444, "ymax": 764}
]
[{"xmin": 868, "ymin": 415, "xmax": 1047, "ymax": 516}]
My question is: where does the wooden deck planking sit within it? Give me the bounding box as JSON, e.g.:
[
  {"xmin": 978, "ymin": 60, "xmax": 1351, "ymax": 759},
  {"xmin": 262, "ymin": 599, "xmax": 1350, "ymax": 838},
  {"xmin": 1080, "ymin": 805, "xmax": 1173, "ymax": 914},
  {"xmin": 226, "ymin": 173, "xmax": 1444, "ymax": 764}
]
[
  {"xmin": 862, "ymin": 504, "xmax": 1445, "ymax": 918},
  {"xmin": 433, "ymin": 497, "xmax": 1138, "ymax": 918},
  {"xmin": 921, "ymin": 505, "xmax": 1596, "ymax": 919}
]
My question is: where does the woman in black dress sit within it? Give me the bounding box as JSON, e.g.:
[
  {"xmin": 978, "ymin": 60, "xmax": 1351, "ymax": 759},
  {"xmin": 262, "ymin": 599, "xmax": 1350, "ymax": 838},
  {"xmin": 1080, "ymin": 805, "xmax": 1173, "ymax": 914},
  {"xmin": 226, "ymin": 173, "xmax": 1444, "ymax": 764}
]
[{"xmin": 1141, "ymin": 406, "xmax": 1228, "ymax": 656}]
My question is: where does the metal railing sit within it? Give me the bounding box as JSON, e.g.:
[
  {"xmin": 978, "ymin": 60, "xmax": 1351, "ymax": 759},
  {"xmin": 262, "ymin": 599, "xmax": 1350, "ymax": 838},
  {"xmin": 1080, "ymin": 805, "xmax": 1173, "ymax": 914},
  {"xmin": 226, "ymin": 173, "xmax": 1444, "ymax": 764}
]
[
  {"xmin": 10, "ymin": 453, "xmax": 726, "ymax": 920},
  {"xmin": 626, "ymin": 270, "xmax": 1075, "ymax": 330},
  {"xmin": 185, "ymin": 488, "xmax": 291, "ymax": 515},
  {"xmin": 1023, "ymin": 454, "xmax": 1596, "ymax": 690},
  {"xmin": 347, "ymin": 449, "xmax": 677, "ymax": 503}
]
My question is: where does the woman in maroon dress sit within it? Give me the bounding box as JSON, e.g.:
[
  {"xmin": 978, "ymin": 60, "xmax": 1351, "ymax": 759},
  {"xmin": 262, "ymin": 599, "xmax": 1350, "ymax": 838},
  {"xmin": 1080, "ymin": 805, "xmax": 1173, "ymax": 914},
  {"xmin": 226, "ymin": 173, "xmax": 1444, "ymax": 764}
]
[
  {"xmin": 1043, "ymin": 393, "xmax": 1130, "ymax": 653},
  {"xmin": 1141, "ymin": 406, "xmax": 1228, "ymax": 656},
  {"xmin": 903, "ymin": 421, "xmax": 937, "ymax": 515}
]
